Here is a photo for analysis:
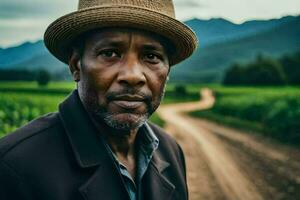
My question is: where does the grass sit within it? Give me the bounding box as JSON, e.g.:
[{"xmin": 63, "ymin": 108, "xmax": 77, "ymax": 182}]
[
  {"xmin": 190, "ymin": 110, "xmax": 264, "ymax": 134},
  {"xmin": 0, "ymin": 81, "xmax": 75, "ymax": 95},
  {"xmin": 0, "ymin": 81, "xmax": 75, "ymax": 90},
  {"xmin": 149, "ymin": 113, "xmax": 165, "ymax": 127}
]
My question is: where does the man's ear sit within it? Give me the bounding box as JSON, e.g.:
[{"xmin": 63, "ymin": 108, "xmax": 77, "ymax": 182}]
[{"xmin": 69, "ymin": 50, "xmax": 81, "ymax": 82}]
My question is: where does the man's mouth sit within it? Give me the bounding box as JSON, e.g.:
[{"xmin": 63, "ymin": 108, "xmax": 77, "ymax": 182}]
[
  {"xmin": 112, "ymin": 100, "xmax": 144, "ymax": 109},
  {"xmin": 110, "ymin": 94, "xmax": 146, "ymax": 109}
]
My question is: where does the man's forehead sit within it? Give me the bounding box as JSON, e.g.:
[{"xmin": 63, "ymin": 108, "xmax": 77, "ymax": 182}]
[{"xmin": 83, "ymin": 28, "xmax": 169, "ymax": 50}]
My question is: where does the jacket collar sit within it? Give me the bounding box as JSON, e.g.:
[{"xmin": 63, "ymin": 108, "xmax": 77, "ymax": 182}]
[{"xmin": 58, "ymin": 90, "xmax": 106, "ymax": 168}]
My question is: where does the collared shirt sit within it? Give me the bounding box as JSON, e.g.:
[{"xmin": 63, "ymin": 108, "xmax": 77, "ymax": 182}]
[{"xmin": 102, "ymin": 122, "xmax": 159, "ymax": 200}]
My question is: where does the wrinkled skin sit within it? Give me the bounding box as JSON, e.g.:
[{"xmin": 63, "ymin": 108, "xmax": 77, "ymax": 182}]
[{"xmin": 69, "ymin": 28, "xmax": 170, "ymax": 134}]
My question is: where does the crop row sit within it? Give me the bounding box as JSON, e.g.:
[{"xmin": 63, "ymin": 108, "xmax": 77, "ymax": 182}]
[
  {"xmin": 200, "ymin": 87, "xmax": 300, "ymax": 145},
  {"xmin": 0, "ymin": 93, "xmax": 65, "ymax": 137}
]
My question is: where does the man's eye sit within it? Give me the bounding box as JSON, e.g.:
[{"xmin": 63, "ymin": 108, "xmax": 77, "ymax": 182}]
[
  {"xmin": 99, "ymin": 50, "xmax": 119, "ymax": 58},
  {"xmin": 145, "ymin": 53, "xmax": 161, "ymax": 62}
]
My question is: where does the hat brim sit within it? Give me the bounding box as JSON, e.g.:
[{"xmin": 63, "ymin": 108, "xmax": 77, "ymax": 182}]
[{"xmin": 44, "ymin": 5, "xmax": 198, "ymax": 66}]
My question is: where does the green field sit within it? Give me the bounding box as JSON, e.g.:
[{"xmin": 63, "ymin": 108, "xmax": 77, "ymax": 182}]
[
  {"xmin": 0, "ymin": 81, "xmax": 199, "ymax": 137},
  {"xmin": 190, "ymin": 86, "xmax": 300, "ymax": 146}
]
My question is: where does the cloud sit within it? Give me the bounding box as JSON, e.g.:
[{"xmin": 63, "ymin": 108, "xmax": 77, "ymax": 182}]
[
  {"xmin": 173, "ymin": 0, "xmax": 206, "ymax": 20},
  {"xmin": 174, "ymin": 0, "xmax": 205, "ymax": 9},
  {"xmin": 0, "ymin": 0, "xmax": 76, "ymax": 47},
  {"xmin": 0, "ymin": 0, "xmax": 76, "ymax": 19}
]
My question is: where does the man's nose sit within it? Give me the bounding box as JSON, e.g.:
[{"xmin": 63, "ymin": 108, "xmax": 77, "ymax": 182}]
[{"xmin": 117, "ymin": 55, "xmax": 146, "ymax": 87}]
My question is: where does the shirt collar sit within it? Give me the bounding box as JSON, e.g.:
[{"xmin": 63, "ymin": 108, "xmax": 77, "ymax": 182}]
[
  {"xmin": 103, "ymin": 121, "xmax": 159, "ymax": 164},
  {"xmin": 141, "ymin": 122, "xmax": 159, "ymax": 151}
]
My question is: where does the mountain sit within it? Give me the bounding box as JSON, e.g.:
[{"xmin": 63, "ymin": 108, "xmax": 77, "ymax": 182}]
[
  {"xmin": 0, "ymin": 40, "xmax": 67, "ymax": 74},
  {"xmin": 185, "ymin": 16, "xmax": 296, "ymax": 47},
  {"xmin": 0, "ymin": 15, "xmax": 299, "ymax": 82},
  {"xmin": 11, "ymin": 52, "xmax": 66, "ymax": 73},
  {"xmin": 170, "ymin": 16, "xmax": 300, "ymax": 82},
  {"xmin": 0, "ymin": 41, "xmax": 47, "ymax": 67}
]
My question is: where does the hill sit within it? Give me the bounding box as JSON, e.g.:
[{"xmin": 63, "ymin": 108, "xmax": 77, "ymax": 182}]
[
  {"xmin": 0, "ymin": 41, "xmax": 47, "ymax": 67},
  {"xmin": 185, "ymin": 16, "xmax": 295, "ymax": 47}
]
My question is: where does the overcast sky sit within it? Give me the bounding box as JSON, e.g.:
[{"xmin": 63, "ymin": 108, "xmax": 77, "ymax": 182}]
[{"xmin": 0, "ymin": 0, "xmax": 299, "ymax": 48}]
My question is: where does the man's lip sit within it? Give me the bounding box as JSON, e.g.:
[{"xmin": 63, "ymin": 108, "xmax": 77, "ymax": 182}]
[
  {"xmin": 111, "ymin": 94, "xmax": 145, "ymax": 101},
  {"xmin": 112, "ymin": 100, "xmax": 144, "ymax": 109}
]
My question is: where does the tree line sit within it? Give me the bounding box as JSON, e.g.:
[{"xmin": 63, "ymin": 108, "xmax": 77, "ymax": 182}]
[
  {"xmin": 223, "ymin": 51, "xmax": 300, "ymax": 85},
  {"xmin": 0, "ymin": 69, "xmax": 51, "ymax": 86}
]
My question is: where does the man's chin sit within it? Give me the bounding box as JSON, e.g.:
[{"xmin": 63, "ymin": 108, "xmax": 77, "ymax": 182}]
[{"xmin": 102, "ymin": 113, "xmax": 149, "ymax": 131}]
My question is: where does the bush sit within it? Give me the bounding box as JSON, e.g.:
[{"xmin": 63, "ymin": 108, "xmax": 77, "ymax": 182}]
[
  {"xmin": 223, "ymin": 54, "xmax": 287, "ymax": 86},
  {"xmin": 280, "ymin": 51, "xmax": 300, "ymax": 85},
  {"xmin": 0, "ymin": 69, "xmax": 36, "ymax": 81},
  {"xmin": 244, "ymin": 58, "xmax": 286, "ymax": 85},
  {"xmin": 223, "ymin": 63, "xmax": 244, "ymax": 85},
  {"xmin": 36, "ymin": 70, "xmax": 51, "ymax": 86},
  {"xmin": 264, "ymin": 98, "xmax": 300, "ymax": 144},
  {"xmin": 174, "ymin": 85, "xmax": 187, "ymax": 95}
]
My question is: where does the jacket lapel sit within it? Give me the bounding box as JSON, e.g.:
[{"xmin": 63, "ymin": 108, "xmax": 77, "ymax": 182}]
[
  {"xmin": 59, "ymin": 90, "xmax": 104, "ymax": 168},
  {"xmin": 59, "ymin": 90, "xmax": 129, "ymax": 200},
  {"xmin": 142, "ymin": 152, "xmax": 175, "ymax": 200},
  {"xmin": 79, "ymin": 163, "xmax": 129, "ymax": 200}
]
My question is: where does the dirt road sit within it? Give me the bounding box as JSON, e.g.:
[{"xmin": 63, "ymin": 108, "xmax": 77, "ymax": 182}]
[{"xmin": 157, "ymin": 89, "xmax": 300, "ymax": 200}]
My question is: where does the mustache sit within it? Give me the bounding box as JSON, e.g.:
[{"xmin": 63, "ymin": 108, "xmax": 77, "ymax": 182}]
[{"xmin": 106, "ymin": 89, "xmax": 152, "ymax": 102}]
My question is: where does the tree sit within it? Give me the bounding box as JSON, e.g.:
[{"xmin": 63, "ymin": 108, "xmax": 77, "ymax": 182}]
[
  {"xmin": 244, "ymin": 56, "xmax": 286, "ymax": 85},
  {"xmin": 223, "ymin": 55, "xmax": 287, "ymax": 86},
  {"xmin": 280, "ymin": 51, "xmax": 300, "ymax": 85},
  {"xmin": 36, "ymin": 70, "xmax": 51, "ymax": 86},
  {"xmin": 174, "ymin": 85, "xmax": 187, "ymax": 95},
  {"xmin": 223, "ymin": 63, "xmax": 245, "ymax": 85},
  {"xmin": 0, "ymin": 69, "xmax": 35, "ymax": 81}
]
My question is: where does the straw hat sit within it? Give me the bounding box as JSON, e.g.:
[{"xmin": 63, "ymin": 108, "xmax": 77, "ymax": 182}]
[{"xmin": 44, "ymin": 0, "xmax": 198, "ymax": 66}]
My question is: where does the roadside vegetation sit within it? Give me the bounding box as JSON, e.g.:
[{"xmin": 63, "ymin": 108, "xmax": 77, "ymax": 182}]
[{"xmin": 190, "ymin": 86, "xmax": 300, "ymax": 146}]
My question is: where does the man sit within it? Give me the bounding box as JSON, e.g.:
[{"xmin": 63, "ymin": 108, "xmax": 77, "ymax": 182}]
[{"xmin": 0, "ymin": 0, "xmax": 197, "ymax": 199}]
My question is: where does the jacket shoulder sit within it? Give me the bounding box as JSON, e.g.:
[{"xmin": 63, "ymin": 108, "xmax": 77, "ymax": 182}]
[{"xmin": 0, "ymin": 112, "xmax": 61, "ymax": 159}]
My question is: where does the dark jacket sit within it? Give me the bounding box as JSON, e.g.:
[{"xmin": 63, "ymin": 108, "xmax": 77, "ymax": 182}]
[{"xmin": 0, "ymin": 90, "xmax": 188, "ymax": 200}]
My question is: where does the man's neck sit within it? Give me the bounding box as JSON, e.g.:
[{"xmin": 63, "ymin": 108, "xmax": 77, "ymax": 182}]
[
  {"xmin": 87, "ymin": 111, "xmax": 138, "ymax": 159},
  {"xmin": 98, "ymin": 122, "xmax": 138, "ymax": 180},
  {"xmin": 105, "ymin": 129, "xmax": 138, "ymax": 159}
]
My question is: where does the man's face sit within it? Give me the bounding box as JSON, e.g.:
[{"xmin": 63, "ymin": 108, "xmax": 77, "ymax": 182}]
[{"xmin": 71, "ymin": 28, "xmax": 170, "ymax": 131}]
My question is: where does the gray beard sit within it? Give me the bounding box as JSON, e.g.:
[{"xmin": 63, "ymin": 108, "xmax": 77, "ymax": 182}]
[{"xmin": 101, "ymin": 113, "xmax": 149, "ymax": 131}]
